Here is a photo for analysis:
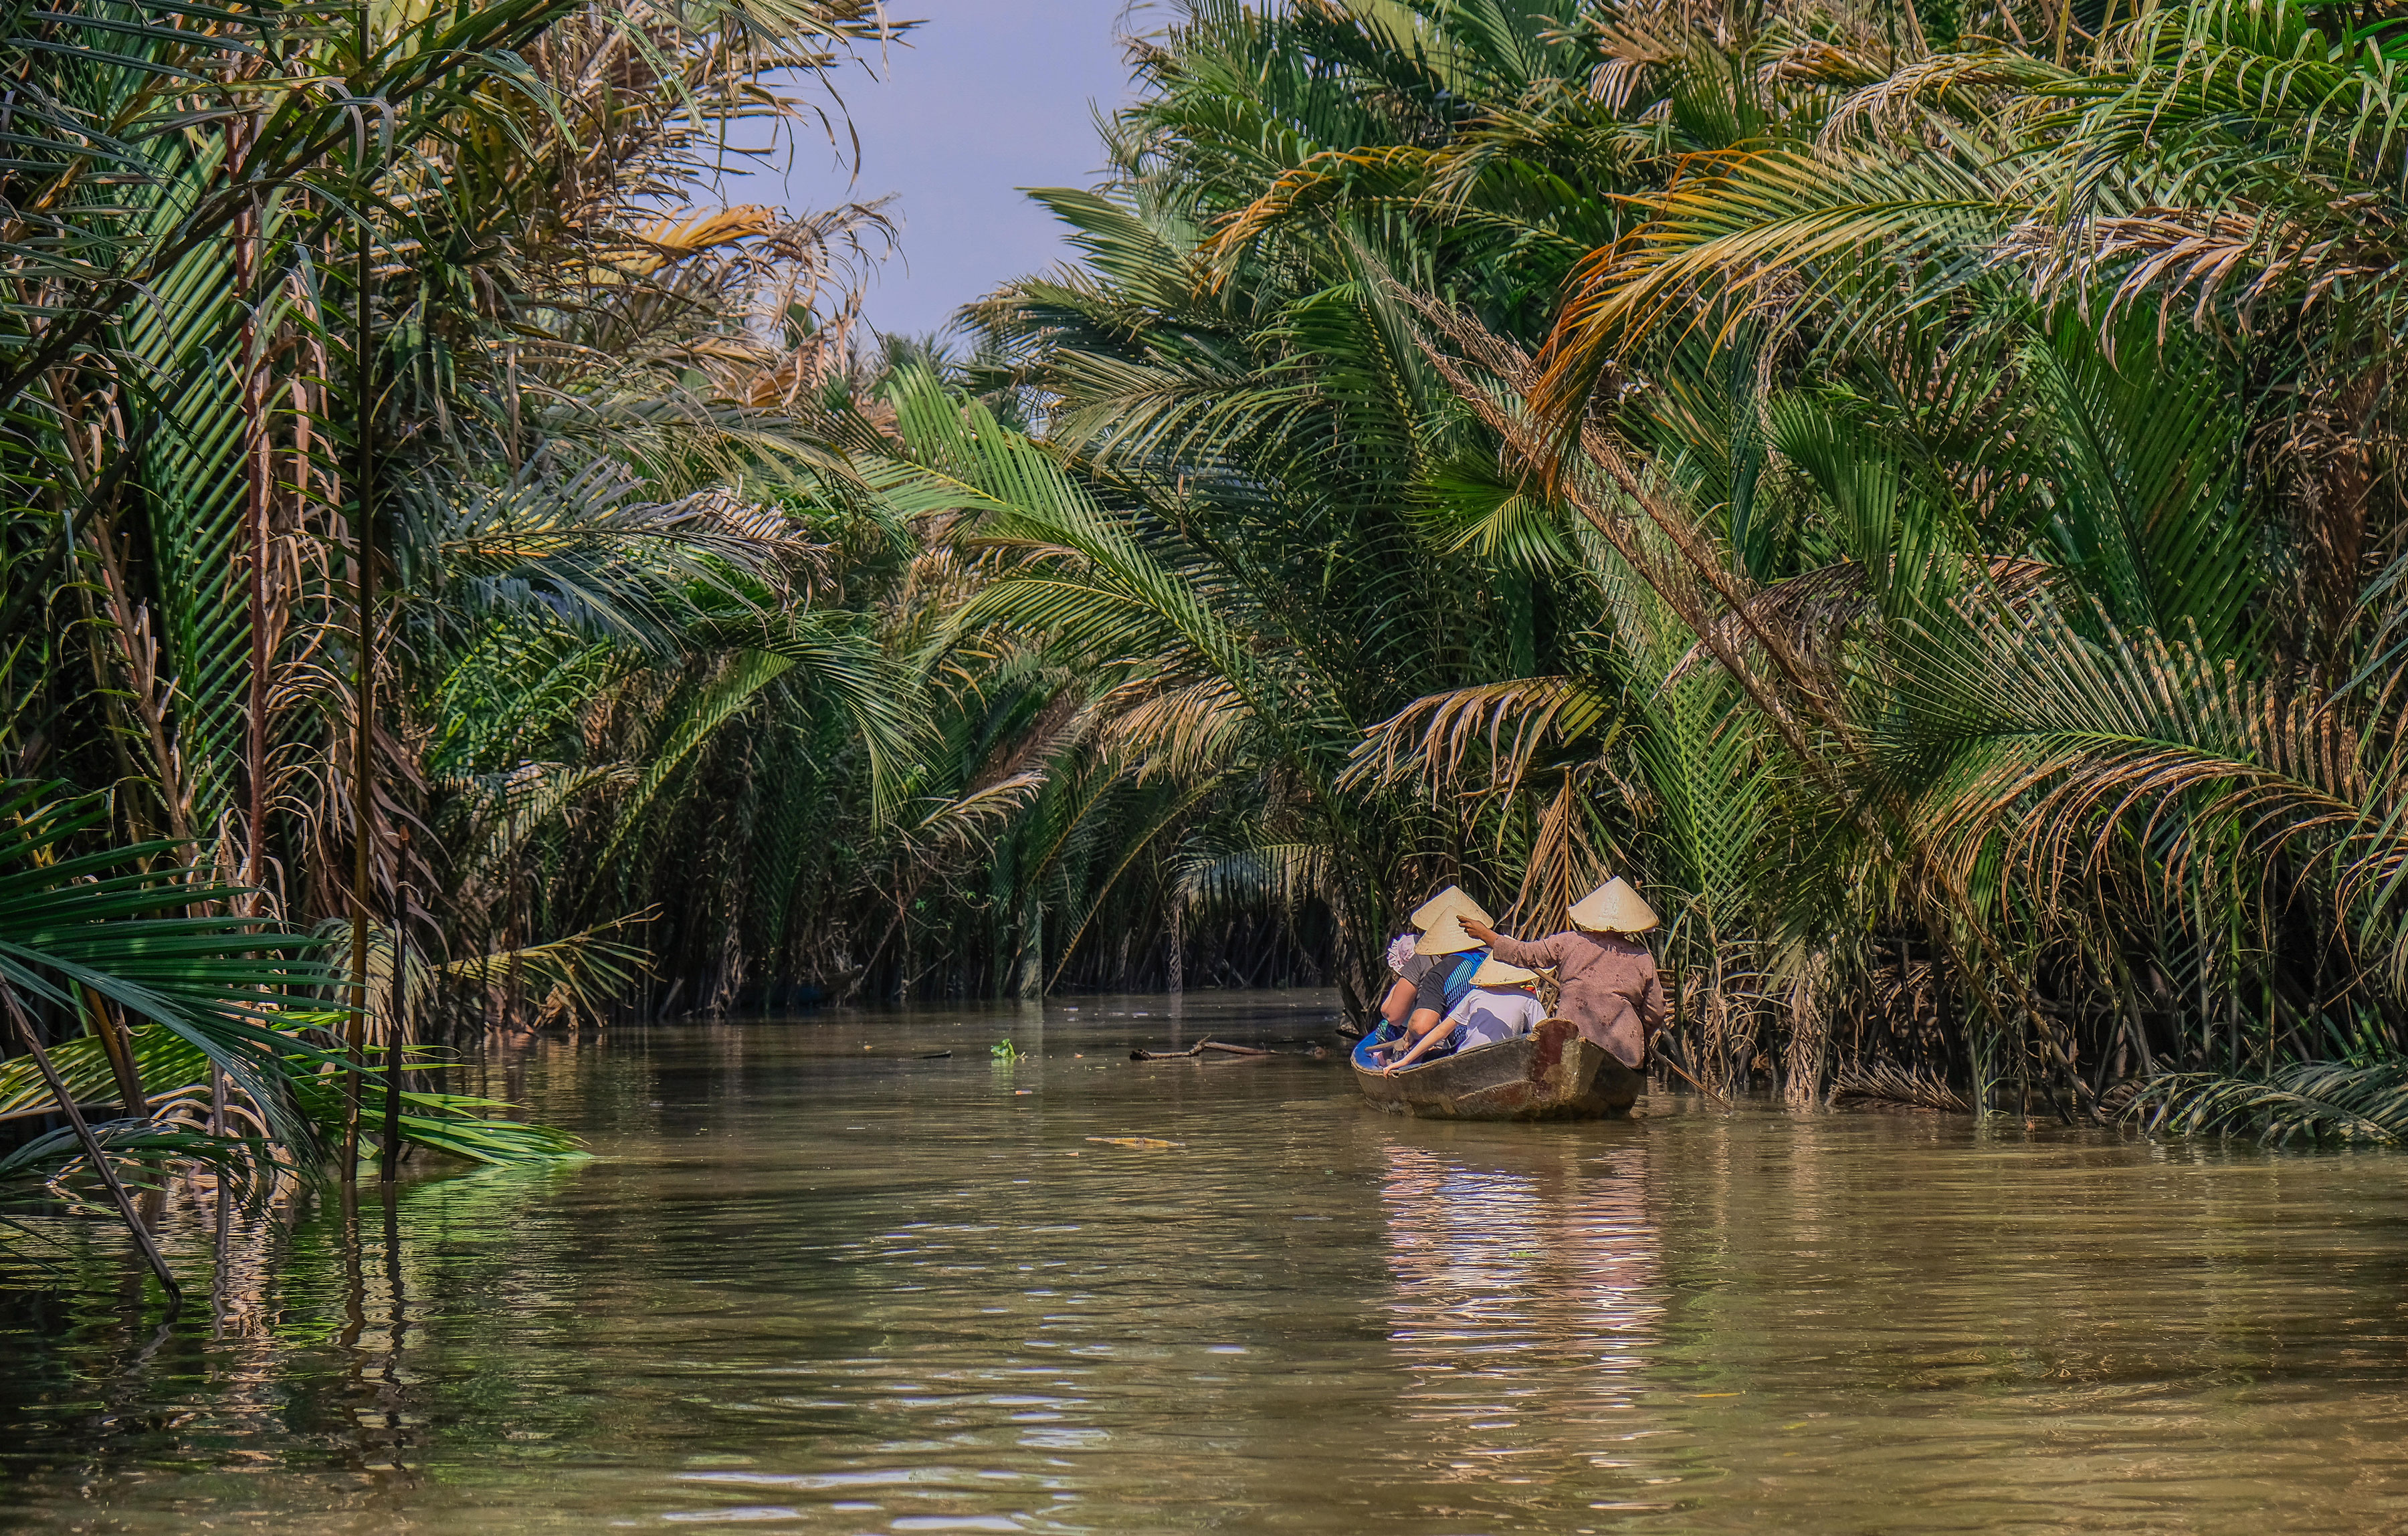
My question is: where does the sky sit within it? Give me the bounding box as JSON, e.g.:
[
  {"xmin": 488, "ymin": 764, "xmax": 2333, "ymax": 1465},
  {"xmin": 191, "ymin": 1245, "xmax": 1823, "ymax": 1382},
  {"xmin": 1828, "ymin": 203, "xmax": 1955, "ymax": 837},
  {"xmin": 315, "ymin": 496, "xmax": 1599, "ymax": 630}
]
[{"xmin": 730, "ymin": 1, "xmax": 1144, "ymax": 342}]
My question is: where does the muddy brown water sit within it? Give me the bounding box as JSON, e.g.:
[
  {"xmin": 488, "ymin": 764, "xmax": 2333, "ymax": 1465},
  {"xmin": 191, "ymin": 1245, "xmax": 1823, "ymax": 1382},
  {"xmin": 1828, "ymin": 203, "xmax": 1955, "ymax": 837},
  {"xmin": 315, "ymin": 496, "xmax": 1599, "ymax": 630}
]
[{"xmin": 3, "ymin": 992, "xmax": 2407, "ymax": 1533}]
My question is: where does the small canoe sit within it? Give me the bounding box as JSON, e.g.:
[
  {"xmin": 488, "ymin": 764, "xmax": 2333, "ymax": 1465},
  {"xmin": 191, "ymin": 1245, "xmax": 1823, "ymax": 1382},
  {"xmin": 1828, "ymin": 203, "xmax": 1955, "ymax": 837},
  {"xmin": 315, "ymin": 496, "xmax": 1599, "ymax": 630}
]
[{"xmin": 1351, "ymin": 1018, "xmax": 1640, "ymax": 1121}]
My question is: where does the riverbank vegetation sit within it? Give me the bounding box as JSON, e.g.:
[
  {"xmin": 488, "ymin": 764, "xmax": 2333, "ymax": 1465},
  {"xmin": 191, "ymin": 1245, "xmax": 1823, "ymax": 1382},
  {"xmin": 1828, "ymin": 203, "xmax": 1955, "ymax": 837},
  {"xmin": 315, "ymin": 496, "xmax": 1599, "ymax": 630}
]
[
  {"xmin": 0, "ymin": 0, "xmax": 918, "ymax": 1265},
  {"xmin": 10, "ymin": 0, "xmax": 2408, "ymax": 1271},
  {"xmin": 935, "ymin": 0, "xmax": 2408, "ymax": 1135}
]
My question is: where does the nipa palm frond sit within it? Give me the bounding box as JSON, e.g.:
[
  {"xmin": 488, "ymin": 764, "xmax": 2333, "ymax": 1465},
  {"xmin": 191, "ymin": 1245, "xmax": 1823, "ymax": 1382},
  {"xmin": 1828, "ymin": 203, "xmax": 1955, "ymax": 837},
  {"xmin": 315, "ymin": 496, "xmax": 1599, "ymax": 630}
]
[{"xmin": 2129, "ymin": 1061, "xmax": 2408, "ymax": 1145}]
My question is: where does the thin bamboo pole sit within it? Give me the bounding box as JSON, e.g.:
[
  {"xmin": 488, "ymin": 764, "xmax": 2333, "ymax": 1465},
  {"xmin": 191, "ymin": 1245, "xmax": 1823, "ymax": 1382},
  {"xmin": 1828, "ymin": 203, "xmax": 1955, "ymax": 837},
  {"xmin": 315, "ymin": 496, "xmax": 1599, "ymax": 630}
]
[
  {"xmin": 238, "ymin": 111, "xmax": 273, "ymax": 922},
  {"xmin": 1649, "ymin": 1029, "xmax": 1731, "ymax": 1108},
  {"xmin": 381, "ymin": 901, "xmax": 405, "ymax": 1182},
  {"xmin": 3, "ymin": 983, "xmax": 181, "ymax": 1305}
]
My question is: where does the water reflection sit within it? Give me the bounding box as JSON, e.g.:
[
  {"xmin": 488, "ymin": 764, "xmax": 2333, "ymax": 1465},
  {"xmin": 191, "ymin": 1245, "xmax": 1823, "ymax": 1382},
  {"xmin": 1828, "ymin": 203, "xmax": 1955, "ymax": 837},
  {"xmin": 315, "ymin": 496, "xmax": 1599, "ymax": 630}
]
[
  {"xmin": 3, "ymin": 996, "xmax": 2408, "ymax": 1534},
  {"xmin": 1375, "ymin": 1135, "xmax": 1666, "ymax": 1521}
]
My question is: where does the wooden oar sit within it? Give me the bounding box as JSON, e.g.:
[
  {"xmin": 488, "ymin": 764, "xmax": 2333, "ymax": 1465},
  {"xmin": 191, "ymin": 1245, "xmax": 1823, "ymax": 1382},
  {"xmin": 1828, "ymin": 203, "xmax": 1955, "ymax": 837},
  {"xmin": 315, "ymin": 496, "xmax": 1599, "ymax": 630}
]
[{"xmin": 1649, "ymin": 1030, "xmax": 1731, "ymax": 1108}]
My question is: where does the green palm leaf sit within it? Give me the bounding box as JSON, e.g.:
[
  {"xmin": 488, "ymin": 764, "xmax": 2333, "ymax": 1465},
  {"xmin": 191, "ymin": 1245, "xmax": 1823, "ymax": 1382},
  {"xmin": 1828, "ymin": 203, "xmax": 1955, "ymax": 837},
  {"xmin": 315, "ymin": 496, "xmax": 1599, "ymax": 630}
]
[{"xmin": 0, "ymin": 780, "xmax": 337, "ymax": 1143}]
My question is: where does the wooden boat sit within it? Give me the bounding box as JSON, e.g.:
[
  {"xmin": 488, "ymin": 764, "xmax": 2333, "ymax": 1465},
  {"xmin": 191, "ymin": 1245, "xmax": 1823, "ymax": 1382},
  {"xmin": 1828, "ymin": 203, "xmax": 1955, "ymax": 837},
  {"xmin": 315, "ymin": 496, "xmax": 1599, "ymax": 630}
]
[{"xmin": 1350, "ymin": 1017, "xmax": 1640, "ymax": 1121}]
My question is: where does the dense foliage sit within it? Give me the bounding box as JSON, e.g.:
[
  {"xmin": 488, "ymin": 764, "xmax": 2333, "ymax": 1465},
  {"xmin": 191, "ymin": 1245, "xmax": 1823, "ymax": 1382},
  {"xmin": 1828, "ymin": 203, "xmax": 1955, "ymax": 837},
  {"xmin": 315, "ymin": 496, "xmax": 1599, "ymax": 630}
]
[
  {"xmin": 936, "ymin": 0, "xmax": 2408, "ymax": 1125},
  {"xmin": 0, "ymin": 0, "xmax": 919, "ymax": 1232},
  {"xmin": 15, "ymin": 0, "xmax": 2408, "ymax": 1267}
]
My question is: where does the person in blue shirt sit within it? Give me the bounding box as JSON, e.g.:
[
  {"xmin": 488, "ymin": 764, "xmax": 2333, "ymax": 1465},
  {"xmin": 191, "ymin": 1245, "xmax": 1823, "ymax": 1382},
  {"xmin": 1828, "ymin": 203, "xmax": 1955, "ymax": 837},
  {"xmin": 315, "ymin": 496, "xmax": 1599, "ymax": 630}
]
[
  {"xmin": 1375, "ymin": 885, "xmax": 1492, "ymax": 1031},
  {"xmin": 1367, "ymin": 909, "xmax": 1489, "ymax": 1065}
]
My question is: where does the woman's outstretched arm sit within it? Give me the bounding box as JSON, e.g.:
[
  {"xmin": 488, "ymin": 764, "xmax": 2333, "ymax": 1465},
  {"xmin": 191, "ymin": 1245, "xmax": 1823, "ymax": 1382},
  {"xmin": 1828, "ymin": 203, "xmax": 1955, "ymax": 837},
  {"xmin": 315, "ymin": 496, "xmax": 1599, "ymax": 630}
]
[{"xmin": 1460, "ymin": 919, "xmax": 1561, "ymax": 969}]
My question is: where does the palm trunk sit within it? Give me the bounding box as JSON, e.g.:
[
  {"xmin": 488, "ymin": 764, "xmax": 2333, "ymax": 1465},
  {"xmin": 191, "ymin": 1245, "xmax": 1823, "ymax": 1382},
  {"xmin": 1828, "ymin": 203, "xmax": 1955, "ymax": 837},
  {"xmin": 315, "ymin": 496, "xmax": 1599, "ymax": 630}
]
[
  {"xmin": 343, "ymin": 13, "xmax": 379, "ymax": 1177},
  {"xmin": 1013, "ymin": 887, "xmax": 1043, "ymax": 1000},
  {"xmin": 79, "ymin": 984, "xmax": 146, "ymax": 1119},
  {"xmin": 238, "ymin": 154, "xmax": 275, "ymax": 916},
  {"xmin": 1167, "ymin": 901, "xmax": 1183, "ymax": 996}
]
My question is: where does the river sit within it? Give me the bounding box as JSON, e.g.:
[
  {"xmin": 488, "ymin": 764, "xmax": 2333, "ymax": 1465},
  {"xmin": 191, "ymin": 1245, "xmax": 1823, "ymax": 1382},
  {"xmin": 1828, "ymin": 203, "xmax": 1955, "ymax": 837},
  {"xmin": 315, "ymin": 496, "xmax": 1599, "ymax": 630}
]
[{"xmin": 3, "ymin": 992, "xmax": 2406, "ymax": 1533}]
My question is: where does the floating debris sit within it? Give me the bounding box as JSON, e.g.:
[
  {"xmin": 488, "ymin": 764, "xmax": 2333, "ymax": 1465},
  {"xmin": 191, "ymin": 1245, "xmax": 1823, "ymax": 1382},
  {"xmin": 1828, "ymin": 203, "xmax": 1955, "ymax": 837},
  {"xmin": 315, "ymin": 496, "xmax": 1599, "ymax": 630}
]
[
  {"xmin": 1084, "ymin": 1136, "xmax": 1184, "ymax": 1149},
  {"xmin": 1130, "ymin": 1039, "xmax": 1273, "ymax": 1061}
]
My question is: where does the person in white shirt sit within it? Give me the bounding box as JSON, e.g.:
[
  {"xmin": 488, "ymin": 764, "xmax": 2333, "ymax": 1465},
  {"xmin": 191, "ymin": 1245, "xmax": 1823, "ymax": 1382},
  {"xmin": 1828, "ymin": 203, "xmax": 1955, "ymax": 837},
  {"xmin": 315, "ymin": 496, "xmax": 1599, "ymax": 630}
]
[{"xmin": 1381, "ymin": 958, "xmax": 1544, "ymax": 1073}]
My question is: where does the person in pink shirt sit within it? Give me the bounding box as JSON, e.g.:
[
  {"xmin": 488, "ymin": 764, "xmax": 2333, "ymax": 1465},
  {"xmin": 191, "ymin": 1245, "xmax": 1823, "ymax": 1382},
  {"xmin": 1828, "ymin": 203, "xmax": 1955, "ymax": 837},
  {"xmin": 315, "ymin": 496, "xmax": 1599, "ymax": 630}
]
[{"xmin": 1459, "ymin": 878, "xmax": 1666, "ymax": 1069}]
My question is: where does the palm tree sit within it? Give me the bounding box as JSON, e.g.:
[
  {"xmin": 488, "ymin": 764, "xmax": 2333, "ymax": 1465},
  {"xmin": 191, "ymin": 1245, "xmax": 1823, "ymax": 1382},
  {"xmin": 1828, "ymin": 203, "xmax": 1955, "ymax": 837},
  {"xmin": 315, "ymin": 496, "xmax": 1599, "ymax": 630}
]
[
  {"xmin": 0, "ymin": 0, "xmax": 923, "ymax": 1273},
  {"xmin": 951, "ymin": 0, "xmax": 2408, "ymax": 1121},
  {"xmin": 1475, "ymin": 0, "xmax": 2408, "ymax": 1109}
]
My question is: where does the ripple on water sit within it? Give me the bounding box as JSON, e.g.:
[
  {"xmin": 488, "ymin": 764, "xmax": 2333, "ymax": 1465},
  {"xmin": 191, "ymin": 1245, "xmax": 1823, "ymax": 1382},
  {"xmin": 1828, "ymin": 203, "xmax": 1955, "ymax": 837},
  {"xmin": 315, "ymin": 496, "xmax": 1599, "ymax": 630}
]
[{"xmin": 3, "ymin": 996, "xmax": 2408, "ymax": 1535}]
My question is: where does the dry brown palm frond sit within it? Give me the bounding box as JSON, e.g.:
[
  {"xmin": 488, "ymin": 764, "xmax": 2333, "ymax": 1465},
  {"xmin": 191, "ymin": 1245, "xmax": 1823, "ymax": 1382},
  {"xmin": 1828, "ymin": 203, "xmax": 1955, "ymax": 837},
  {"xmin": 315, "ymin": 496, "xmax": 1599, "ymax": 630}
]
[
  {"xmin": 1342, "ymin": 675, "xmax": 1615, "ymax": 801},
  {"xmin": 1770, "ymin": 37, "xmax": 1902, "ymax": 96},
  {"xmin": 1662, "ymin": 555, "xmax": 2059, "ymax": 687},
  {"xmin": 1584, "ymin": 3, "xmax": 1742, "ymax": 110},
  {"xmin": 583, "ymin": 205, "xmax": 783, "ymax": 282},
  {"xmin": 1102, "ymin": 675, "xmax": 1253, "ymax": 783},
  {"xmin": 1585, "ymin": 25, "xmax": 1682, "ymax": 101},
  {"xmin": 964, "ymin": 687, "xmax": 1093, "ymax": 799},
  {"xmin": 1529, "ymin": 138, "xmax": 2015, "ymax": 431},
  {"xmin": 1506, "ymin": 772, "xmax": 1615, "ymax": 934},
  {"xmin": 888, "ymin": 535, "xmax": 995, "ymax": 673},
  {"xmin": 1812, "ymin": 49, "xmax": 2072, "ymax": 146},
  {"xmin": 2001, "ymin": 207, "xmax": 2387, "ymax": 338},
  {"xmin": 589, "ymin": 201, "xmax": 892, "ymax": 407},
  {"xmin": 1660, "ymin": 561, "xmax": 1866, "ymax": 690},
  {"xmin": 904, "ymin": 772, "xmax": 1047, "ymax": 858},
  {"xmin": 1198, "ymin": 146, "xmax": 1441, "ymax": 284},
  {"xmin": 1831, "ymin": 1061, "xmax": 1970, "ymax": 1111}
]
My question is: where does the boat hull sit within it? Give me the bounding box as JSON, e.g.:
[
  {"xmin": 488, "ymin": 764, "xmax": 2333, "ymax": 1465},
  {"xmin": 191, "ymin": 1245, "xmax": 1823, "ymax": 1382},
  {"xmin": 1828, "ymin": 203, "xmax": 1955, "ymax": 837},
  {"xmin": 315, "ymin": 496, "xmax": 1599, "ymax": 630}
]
[{"xmin": 1351, "ymin": 1018, "xmax": 1639, "ymax": 1121}]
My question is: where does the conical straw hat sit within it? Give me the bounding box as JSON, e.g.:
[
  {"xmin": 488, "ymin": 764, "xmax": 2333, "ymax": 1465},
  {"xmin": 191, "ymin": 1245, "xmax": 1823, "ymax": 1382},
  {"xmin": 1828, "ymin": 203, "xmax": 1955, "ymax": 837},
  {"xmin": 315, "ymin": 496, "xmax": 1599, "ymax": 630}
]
[
  {"xmin": 1410, "ymin": 885, "xmax": 1492, "ymax": 931},
  {"xmin": 1567, "ymin": 877, "xmax": 1658, "ymax": 934},
  {"xmin": 1413, "ymin": 913, "xmax": 1485, "ymax": 955},
  {"xmin": 1471, "ymin": 957, "xmax": 1538, "ymax": 987}
]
